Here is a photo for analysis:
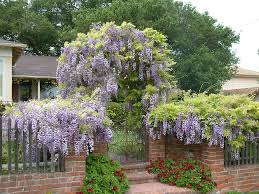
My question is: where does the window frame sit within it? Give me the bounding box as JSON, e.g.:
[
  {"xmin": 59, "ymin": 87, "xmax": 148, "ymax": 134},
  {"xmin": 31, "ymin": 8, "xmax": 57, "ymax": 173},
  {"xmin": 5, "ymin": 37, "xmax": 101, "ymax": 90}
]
[{"xmin": 0, "ymin": 58, "xmax": 4, "ymax": 99}]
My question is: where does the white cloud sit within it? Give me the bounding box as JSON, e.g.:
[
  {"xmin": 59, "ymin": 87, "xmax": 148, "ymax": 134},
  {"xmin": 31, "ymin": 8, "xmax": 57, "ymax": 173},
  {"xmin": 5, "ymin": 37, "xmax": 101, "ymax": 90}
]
[{"xmin": 179, "ymin": 0, "xmax": 259, "ymax": 71}]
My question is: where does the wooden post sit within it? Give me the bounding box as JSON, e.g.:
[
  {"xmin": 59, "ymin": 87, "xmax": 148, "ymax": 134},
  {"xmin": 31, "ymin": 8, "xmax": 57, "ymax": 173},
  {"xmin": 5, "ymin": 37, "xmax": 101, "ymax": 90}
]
[
  {"xmin": 7, "ymin": 118, "xmax": 11, "ymax": 174},
  {"xmin": 14, "ymin": 122, "xmax": 19, "ymax": 173},
  {"xmin": 28, "ymin": 123, "xmax": 32, "ymax": 172},
  {"xmin": 37, "ymin": 80, "xmax": 41, "ymax": 100}
]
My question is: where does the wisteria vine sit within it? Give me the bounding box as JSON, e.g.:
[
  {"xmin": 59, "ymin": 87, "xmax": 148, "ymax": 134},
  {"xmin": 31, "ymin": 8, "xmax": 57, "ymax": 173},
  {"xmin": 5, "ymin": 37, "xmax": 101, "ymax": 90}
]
[
  {"xmin": 5, "ymin": 22, "xmax": 175, "ymax": 155},
  {"xmin": 147, "ymin": 93, "xmax": 259, "ymax": 158}
]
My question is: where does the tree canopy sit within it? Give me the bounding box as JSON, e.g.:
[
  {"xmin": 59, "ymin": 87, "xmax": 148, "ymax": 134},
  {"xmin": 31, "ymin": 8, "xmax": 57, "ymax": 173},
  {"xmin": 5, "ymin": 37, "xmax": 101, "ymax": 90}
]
[{"xmin": 0, "ymin": 0, "xmax": 239, "ymax": 93}]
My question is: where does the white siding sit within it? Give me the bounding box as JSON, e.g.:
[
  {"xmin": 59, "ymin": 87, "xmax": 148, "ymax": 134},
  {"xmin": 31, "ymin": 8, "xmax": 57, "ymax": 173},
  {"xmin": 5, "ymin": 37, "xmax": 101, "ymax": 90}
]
[
  {"xmin": 222, "ymin": 77, "xmax": 259, "ymax": 90},
  {"xmin": 0, "ymin": 47, "xmax": 12, "ymax": 101}
]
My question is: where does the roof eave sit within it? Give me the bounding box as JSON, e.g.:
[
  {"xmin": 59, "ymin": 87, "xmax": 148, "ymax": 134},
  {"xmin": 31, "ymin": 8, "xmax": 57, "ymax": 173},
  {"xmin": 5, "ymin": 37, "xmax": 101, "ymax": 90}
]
[
  {"xmin": 235, "ymin": 74, "xmax": 259, "ymax": 78},
  {"xmin": 0, "ymin": 43, "xmax": 27, "ymax": 48},
  {"xmin": 12, "ymin": 75, "xmax": 56, "ymax": 79}
]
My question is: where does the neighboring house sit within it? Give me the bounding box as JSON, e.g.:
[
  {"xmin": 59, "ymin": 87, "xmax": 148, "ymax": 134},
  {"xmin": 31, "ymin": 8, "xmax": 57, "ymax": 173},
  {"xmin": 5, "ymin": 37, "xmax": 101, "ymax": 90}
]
[
  {"xmin": 0, "ymin": 38, "xmax": 58, "ymax": 102},
  {"xmin": 223, "ymin": 67, "xmax": 259, "ymax": 101}
]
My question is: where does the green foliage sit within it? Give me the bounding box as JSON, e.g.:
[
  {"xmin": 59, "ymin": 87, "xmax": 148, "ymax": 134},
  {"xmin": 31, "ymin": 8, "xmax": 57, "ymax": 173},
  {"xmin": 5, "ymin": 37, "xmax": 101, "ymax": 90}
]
[
  {"xmin": 80, "ymin": 154, "xmax": 129, "ymax": 194},
  {"xmin": 147, "ymin": 158, "xmax": 216, "ymax": 193},
  {"xmin": 107, "ymin": 102, "xmax": 143, "ymax": 132},
  {"xmin": 149, "ymin": 93, "xmax": 259, "ymax": 151},
  {"xmin": 74, "ymin": 0, "xmax": 239, "ymax": 93},
  {"xmin": 0, "ymin": 0, "xmax": 58, "ymax": 55},
  {"xmin": 0, "ymin": 101, "xmax": 6, "ymax": 113},
  {"xmin": 1, "ymin": 141, "xmax": 23, "ymax": 164}
]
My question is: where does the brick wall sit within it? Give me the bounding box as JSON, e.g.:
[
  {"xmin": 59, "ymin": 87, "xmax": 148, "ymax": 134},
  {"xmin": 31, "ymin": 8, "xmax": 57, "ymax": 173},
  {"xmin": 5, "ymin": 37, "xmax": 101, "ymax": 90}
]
[
  {"xmin": 148, "ymin": 136, "xmax": 165, "ymax": 161},
  {"xmin": 165, "ymin": 136, "xmax": 203, "ymax": 161},
  {"xmin": 202, "ymin": 145, "xmax": 259, "ymax": 193},
  {"xmin": 0, "ymin": 155, "xmax": 85, "ymax": 194},
  {"xmin": 165, "ymin": 135, "xmax": 259, "ymax": 193}
]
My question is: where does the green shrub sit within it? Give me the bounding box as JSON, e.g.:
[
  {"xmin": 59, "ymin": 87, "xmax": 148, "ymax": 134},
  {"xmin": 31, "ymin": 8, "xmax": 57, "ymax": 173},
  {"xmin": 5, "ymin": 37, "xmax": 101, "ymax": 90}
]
[
  {"xmin": 80, "ymin": 154, "xmax": 129, "ymax": 194},
  {"xmin": 2, "ymin": 141, "xmax": 23, "ymax": 164},
  {"xmin": 147, "ymin": 158, "xmax": 216, "ymax": 193}
]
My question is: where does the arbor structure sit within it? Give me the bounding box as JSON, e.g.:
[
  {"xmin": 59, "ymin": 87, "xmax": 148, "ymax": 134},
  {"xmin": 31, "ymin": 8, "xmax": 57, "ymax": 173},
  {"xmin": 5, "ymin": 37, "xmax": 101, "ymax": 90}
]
[{"xmin": 6, "ymin": 22, "xmax": 174, "ymax": 155}]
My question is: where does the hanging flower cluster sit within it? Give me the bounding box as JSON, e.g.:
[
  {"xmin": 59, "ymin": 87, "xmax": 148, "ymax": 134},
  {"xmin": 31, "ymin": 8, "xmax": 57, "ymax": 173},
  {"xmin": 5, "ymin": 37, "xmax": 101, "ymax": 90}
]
[
  {"xmin": 57, "ymin": 22, "xmax": 175, "ymax": 109},
  {"xmin": 5, "ymin": 95, "xmax": 112, "ymax": 155},
  {"xmin": 147, "ymin": 93, "xmax": 259, "ymax": 157}
]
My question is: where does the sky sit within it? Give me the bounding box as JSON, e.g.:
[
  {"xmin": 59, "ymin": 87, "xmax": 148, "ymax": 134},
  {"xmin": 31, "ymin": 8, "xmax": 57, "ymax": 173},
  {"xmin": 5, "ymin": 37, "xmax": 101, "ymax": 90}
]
[{"xmin": 180, "ymin": 0, "xmax": 259, "ymax": 72}]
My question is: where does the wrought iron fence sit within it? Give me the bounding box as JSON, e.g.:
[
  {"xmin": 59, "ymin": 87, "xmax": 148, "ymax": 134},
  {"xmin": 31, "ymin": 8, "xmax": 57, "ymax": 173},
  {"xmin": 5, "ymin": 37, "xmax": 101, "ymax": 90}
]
[
  {"xmin": 0, "ymin": 115, "xmax": 65, "ymax": 175},
  {"xmin": 224, "ymin": 138, "xmax": 259, "ymax": 167},
  {"xmin": 108, "ymin": 128, "xmax": 148, "ymax": 164}
]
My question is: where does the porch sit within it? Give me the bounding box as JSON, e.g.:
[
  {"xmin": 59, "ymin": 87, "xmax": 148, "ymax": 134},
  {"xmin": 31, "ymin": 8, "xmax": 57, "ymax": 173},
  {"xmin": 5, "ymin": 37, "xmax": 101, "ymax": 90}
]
[
  {"xmin": 12, "ymin": 55, "xmax": 58, "ymax": 102},
  {"xmin": 12, "ymin": 78, "xmax": 57, "ymax": 102}
]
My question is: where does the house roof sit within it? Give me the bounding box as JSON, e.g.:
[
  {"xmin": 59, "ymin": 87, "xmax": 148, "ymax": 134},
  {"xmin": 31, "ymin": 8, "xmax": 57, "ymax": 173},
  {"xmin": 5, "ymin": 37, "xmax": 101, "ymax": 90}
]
[
  {"xmin": 0, "ymin": 38, "xmax": 27, "ymax": 48},
  {"xmin": 13, "ymin": 55, "xmax": 58, "ymax": 78},
  {"xmin": 0, "ymin": 38, "xmax": 27, "ymax": 65},
  {"xmin": 223, "ymin": 87, "xmax": 259, "ymax": 95},
  {"xmin": 236, "ymin": 67, "xmax": 259, "ymax": 77}
]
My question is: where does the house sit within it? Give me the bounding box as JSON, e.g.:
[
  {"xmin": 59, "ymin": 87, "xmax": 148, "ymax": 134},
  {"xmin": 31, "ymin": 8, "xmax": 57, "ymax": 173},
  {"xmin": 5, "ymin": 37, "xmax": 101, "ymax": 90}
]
[
  {"xmin": 0, "ymin": 38, "xmax": 58, "ymax": 102},
  {"xmin": 223, "ymin": 67, "xmax": 259, "ymax": 100}
]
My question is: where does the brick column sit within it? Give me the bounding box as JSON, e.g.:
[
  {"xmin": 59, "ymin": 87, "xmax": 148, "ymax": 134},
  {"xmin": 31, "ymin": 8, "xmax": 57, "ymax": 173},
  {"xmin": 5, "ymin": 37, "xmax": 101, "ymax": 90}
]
[
  {"xmin": 94, "ymin": 142, "xmax": 108, "ymax": 155},
  {"xmin": 148, "ymin": 136, "xmax": 166, "ymax": 161},
  {"xmin": 201, "ymin": 145, "xmax": 235, "ymax": 192}
]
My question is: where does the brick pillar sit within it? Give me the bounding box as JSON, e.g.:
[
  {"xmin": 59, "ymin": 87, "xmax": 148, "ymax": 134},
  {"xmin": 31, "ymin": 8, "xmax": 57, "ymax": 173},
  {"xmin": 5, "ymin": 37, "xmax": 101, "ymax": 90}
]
[
  {"xmin": 63, "ymin": 152, "xmax": 86, "ymax": 194},
  {"xmin": 94, "ymin": 142, "xmax": 108, "ymax": 155},
  {"xmin": 201, "ymin": 145, "xmax": 234, "ymax": 192},
  {"xmin": 148, "ymin": 136, "xmax": 166, "ymax": 161}
]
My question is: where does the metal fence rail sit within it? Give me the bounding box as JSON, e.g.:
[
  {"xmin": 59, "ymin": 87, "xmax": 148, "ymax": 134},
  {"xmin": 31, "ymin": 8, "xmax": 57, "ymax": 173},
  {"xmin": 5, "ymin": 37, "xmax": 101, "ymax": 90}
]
[
  {"xmin": 224, "ymin": 139, "xmax": 259, "ymax": 167},
  {"xmin": 0, "ymin": 115, "xmax": 65, "ymax": 175}
]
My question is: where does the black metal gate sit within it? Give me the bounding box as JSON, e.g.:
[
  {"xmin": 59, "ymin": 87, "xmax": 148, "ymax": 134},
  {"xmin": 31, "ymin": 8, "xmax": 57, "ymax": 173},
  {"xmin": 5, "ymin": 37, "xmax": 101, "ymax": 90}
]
[{"xmin": 108, "ymin": 128, "xmax": 147, "ymax": 164}]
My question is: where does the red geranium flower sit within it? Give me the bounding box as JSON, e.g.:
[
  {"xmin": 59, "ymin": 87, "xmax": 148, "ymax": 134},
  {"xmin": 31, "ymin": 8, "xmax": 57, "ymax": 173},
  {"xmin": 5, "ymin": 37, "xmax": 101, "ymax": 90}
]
[
  {"xmin": 113, "ymin": 186, "xmax": 119, "ymax": 192},
  {"xmin": 168, "ymin": 181, "xmax": 175, "ymax": 186},
  {"xmin": 171, "ymin": 169, "xmax": 179, "ymax": 173},
  {"xmin": 186, "ymin": 163, "xmax": 194, "ymax": 170},
  {"xmin": 175, "ymin": 174, "xmax": 181, "ymax": 178},
  {"xmin": 186, "ymin": 184, "xmax": 192, "ymax": 189},
  {"xmin": 87, "ymin": 188, "xmax": 94, "ymax": 193},
  {"xmin": 114, "ymin": 169, "xmax": 124, "ymax": 177}
]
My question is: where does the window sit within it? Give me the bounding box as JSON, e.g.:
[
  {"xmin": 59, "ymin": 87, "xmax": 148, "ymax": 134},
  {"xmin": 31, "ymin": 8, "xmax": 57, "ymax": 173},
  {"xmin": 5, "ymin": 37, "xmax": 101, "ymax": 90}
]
[
  {"xmin": 19, "ymin": 81, "xmax": 32, "ymax": 101},
  {"xmin": 0, "ymin": 59, "xmax": 3, "ymax": 99},
  {"xmin": 40, "ymin": 81, "xmax": 58, "ymax": 100}
]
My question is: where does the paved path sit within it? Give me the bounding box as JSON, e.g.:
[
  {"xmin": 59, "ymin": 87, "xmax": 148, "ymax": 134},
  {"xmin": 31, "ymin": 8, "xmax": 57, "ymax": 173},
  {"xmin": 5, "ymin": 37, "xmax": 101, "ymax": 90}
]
[{"xmin": 127, "ymin": 182, "xmax": 197, "ymax": 194}]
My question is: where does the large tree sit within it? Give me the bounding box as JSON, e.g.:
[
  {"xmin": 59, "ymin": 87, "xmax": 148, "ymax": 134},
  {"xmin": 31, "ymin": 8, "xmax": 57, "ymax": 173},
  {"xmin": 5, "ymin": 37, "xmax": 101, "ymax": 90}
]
[
  {"xmin": 73, "ymin": 0, "xmax": 239, "ymax": 93},
  {"xmin": 0, "ymin": 0, "xmax": 58, "ymax": 55},
  {"xmin": 0, "ymin": 0, "xmax": 239, "ymax": 92}
]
